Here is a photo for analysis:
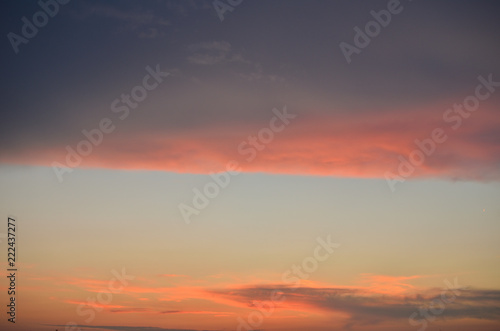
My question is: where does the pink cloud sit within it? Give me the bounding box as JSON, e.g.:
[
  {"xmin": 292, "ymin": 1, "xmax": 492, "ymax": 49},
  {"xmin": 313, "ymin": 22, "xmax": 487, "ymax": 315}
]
[{"xmin": 2, "ymin": 103, "xmax": 499, "ymax": 181}]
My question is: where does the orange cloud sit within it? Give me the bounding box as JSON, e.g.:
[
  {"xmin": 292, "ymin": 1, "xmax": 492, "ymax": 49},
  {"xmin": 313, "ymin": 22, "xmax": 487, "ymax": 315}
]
[
  {"xmin": 359, "ymin": 274, "xmax": 426, "ymax": 296},
  {"xmin": 2, "ymin": 103, "xmax": 499, "ymax": 181}
]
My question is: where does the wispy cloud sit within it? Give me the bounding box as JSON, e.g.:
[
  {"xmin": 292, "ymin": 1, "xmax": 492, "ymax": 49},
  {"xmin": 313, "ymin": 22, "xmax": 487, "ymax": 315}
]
[
  {"xmin": 39, "ymin": 272, "xmax": 500, "ymax": 329},
  {"xmin": 49, "ymin": 326, "xmax": 223, "ymax": 331},
  {"xmin": 209, "ymin": 283, "xmax": 500, "ymax": 329},
  {"xmin": 186, "ymin": 41, "xmax": 284, "ymax": 83},
  {"xmin": 87, "ymin": 5, "xmax": 170, "ymax": 26},
  {"xmin": 77, "ymin": 3, "xmax": 170, "ymax": 39},
  {"xmin": 187, "ymin": 41, "xmax": 248, "ymax": 65},
  {"xmin": 165, "ymin": 0, "xmax": 212, "ymax": 17}
]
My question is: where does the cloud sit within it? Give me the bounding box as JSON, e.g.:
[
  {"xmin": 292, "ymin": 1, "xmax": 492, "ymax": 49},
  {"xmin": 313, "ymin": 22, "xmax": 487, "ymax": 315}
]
[
  {"xmin": 187, "ymin": 41, "xmax": 250, "ymax": 66},
  {"xmin": 165, "ymin": 0, "xmax": 212, "ymax": 17},
  {"xmin": 45, "ymin": 272, "xmax": 500, "ymax": 330},
  {"xmin": 64, "ymin": 299, "xmax": 125, "ymax": 310},
  {"xmin": 3, "ymin": 102, "xmax": 498, "ymax": 182},
  {"xmin": 187, "ymin": 53, "xmax": 228, "ymax": 66},
  {"xmin": 87, "ymin": 5, "xmax": 170, "ymax": 26},
  {"xmin": 109, "ymin": 308, "xmax": 152, "ymax": 313},
  {"xmin": 138, "ymin": 28, "xmax": 162, "ymax": 39},
  {"xmin": 76, "ymin": 2, "xmax": 170, "ymax": 38},
  {"xmin": 49, "ymin": 326, "xmax": 223, "ymax": 331},
  {"xmin": 208, "ymin": 282, "xmax": 500, "ymax": 329},
  {"xmin": 188, "ymin": 41, "xmax": 232, "ymax": 53},
  {"xmin": 185, "ymin": 41, "xmax": 285, "ymax": 83}
]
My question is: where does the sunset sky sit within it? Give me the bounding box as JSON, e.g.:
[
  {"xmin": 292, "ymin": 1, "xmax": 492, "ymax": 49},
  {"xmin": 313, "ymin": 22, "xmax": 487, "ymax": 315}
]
[{"xmin": 1, "ymin": 0, "xmax": 500, "ymax": 330}]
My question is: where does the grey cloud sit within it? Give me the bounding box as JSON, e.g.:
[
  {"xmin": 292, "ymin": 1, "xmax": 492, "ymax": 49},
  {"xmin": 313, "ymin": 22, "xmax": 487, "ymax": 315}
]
[{"xmin": 210, "ymin": 285, "xmax": 500, "ymax": 329}]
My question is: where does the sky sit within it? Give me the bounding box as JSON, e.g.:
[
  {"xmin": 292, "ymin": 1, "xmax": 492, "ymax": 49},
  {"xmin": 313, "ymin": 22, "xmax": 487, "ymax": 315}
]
[{"xmin": 0, "ymin": 0, "xmax": 499, "ymax": 330}]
